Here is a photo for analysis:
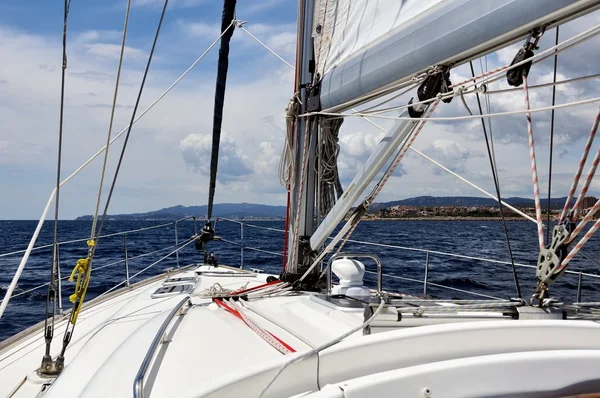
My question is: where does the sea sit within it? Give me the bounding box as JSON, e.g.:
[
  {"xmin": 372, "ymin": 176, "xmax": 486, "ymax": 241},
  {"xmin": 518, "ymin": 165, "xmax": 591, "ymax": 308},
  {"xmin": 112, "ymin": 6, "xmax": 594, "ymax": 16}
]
[{"xmin": 1, "ymin": 219, "xmax": 599, "ymax": 342}]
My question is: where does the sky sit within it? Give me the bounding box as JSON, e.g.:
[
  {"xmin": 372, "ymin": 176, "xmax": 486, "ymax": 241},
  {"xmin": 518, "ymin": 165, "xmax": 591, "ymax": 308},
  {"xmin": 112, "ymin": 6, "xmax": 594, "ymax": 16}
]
[{"xmin": 0, "ymin": 1, "xmax": 599, "ymax": 220}]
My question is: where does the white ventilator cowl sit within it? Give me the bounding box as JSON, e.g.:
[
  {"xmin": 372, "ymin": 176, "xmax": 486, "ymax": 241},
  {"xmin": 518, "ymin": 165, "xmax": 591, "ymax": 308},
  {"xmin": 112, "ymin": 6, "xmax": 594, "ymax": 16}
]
[{"xmin": 331, "ymin": 258, "xmax": 371, "ymax": 298}]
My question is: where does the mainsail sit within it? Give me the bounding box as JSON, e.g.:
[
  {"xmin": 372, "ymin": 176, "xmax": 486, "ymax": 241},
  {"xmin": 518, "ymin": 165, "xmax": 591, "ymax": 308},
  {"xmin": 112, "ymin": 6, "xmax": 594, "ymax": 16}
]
[{"xmin": 312, "ymin": 0, "xmax": 600, "ymax": 112}]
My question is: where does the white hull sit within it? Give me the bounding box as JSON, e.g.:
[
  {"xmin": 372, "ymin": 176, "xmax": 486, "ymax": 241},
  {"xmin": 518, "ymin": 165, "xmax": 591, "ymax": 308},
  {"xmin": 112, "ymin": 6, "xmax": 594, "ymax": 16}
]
[{"xmin": 2, "ymin": 264, "xmax": 600, "ymax": 397}]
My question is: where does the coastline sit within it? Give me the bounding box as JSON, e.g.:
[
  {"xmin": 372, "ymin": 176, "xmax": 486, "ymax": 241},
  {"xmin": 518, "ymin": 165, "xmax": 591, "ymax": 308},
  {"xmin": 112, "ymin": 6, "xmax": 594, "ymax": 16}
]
[{"xmin": 360, "ymin": 216, "xmax": 535, "ymax": 221}]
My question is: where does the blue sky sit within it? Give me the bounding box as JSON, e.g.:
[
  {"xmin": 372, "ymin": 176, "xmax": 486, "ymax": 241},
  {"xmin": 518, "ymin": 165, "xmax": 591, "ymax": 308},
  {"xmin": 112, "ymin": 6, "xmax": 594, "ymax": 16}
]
[{"xmin": 1, "ymin": 1, "xmax": 600, "ymax": 220}]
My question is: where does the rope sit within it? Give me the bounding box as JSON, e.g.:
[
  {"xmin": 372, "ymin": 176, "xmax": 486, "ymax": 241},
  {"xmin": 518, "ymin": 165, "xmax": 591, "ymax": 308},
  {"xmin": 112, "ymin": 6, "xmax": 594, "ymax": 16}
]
[
  {"xmin": 522, "ymin": 73, "xmax": 545, "ymax": 251},
  {"xmin": 10, "ymin": 245, "xmax": 175, "ymax": 300},
  {"xmin": 486, "ymin": 73, "xmax": 600, "ymax": 96},
  {"xmin": 0, "ymin": 24, "xmax": 231, "ymax": 322},
  {"xmin": 337, "ymin": 102, "xmax": 440, "ymax": 253},
  {"xmin": 546, "ymin": 27, "xmax": 559, "ymax": 243},
  {"xmin": 316, "ymin": 118, "xmax": 343, "ymax": 218},
  {"xmin": 60, "ymin": 0, "xmax": 170, "ymax": 358},
  {"xmin": 42, "ymin": 0, "xmax": 72, "ymax": 371},
  {"xmin": 560, "ymin": 217, "xmax": 600, "ymax": 273},
  {"xmin": 321, "ymin": 21, "xmax": 600, "ymax": 115},
  {"xmin": 90, "ymin": 0, "xmax": 131, "ymax": 242},
  {"xmin": 256, "ymin": 299, "xmax": 385, "ymax": 398},
  {"xmin": 572, "ymin": 143, "xmax": 600, "ymax": 219},
  {"xmin": 280, "ymin": 95, "xmax": 299, "ymax": 189},
  {"xmin": 365, "ymin": 271, "xmax": 504, "ymax": 300},
  {"xmin": 216, "ymin": 218, "xmax": 285, "ymax": 233},
  {"xmin": 358, "ymin": 112, "xmax": 537, "ymax": 224},
  {"xmin": 566, "ymin": 198, "xmax": 600, "ymax": 245},
  {"xmin": 215, "ymin": 299, "xmax": 295, "ymax": 355},
  {"xmin": 218, "ymin": 238, "xmax": 284, "ymax": 257},
  {"xmin": 313, "ymin": 22, "xmax": 600, "ymax": 118},
  {"xmin": 238, "ymin": 25, "xmax": 294, "ymax": 69},
  {"xmin": 303, "ymin": 96, "xmax": 600, "ymax": 121},
  {"xmin": 0, "ymin": 222, "xmax": 174, "ymax": 258},
  {"xmin": 97, "ymin": 235, "xmax": 197, "ymax": 299},
  {"xmin": 469, "ymin": 61, "xmax": 521, "ymax": 299},
  {"xmin": 449, "ymin": 23, "xmax": 600, "ymax": 92},
  {"xmin": 559, "ymin": 108, "xmax": 600, "ymax": 222},
  {"xmin": 288, "ymin": 119, "xmax": 312, "ymax": 272}
]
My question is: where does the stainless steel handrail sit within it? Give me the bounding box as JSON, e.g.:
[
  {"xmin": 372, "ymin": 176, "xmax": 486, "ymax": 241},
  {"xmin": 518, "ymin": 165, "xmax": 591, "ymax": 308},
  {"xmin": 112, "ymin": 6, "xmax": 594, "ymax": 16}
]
[
  {"xmin": 133, "ymin": 296, "xmax": 190, "ymax": 398},
  {"xmin": 327, "ymin": 253, "xmax": 383, "ymax": 296}
]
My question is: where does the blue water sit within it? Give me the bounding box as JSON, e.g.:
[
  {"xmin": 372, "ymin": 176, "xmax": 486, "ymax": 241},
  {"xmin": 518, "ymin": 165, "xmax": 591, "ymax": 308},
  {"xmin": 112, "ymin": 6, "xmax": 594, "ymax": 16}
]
[{"xmin": 1, "ymin": 219, "xmax": 599, "ymax": 342}]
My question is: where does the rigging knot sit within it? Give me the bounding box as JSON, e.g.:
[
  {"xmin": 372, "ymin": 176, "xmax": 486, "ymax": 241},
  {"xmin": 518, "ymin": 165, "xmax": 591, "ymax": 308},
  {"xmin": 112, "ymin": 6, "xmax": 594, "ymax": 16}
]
[
  {"xmin": 507, "ymin": 27, "xmax": 545, "ymax": 87},
  {"xmin": 285, "ymin": 94, "xmax": 300, "ymax": 120}
]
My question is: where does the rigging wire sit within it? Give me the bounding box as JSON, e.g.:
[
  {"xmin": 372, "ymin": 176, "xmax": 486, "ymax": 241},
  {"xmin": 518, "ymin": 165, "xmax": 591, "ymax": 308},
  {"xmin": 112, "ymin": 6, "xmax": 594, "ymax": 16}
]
[
  {"xmin": 485, "ymin": 73, "xmax": 600, "ymax": 96},
  {"xmin": 40, "ymin": 0, "xmax": 71, "ymax": 374},
  {"xmin": 468, "ymin": 61, "xmax": 521, "ymax": 299},
  {"xmin": 90, "ymin": 0, "xmax": 131, "ymax": 243},
  {"xmin": 58, "ymin": 0, "xmax": 170, "ymax": 360},
  {"xmin": 559, "ymin": 109, "xmax": 600, "ymax": 222},
  {"xmin": 522, "ymin": 72, "xmax": 546, "ymax": 253},
  {"xmin": 0, "ymin": 21, "xmax": 233, "ymax": 322},
  {"xmin": 306, "ymin": 23, "xmax": 600, "ymax": 120},
  {"xmin": 41, "ymin": 0, "xmax": 72, "ymax": 375},
  {"xmin": 323, "ymin": 21, "xmax": 600, "ymax": 114},
  {"xmin": 304, "ymin": 96, "xmax": 600, "ymax": 121},
  {"xmin": 547, "ymin": 27, "xmax": 559, "ymax": 242}
]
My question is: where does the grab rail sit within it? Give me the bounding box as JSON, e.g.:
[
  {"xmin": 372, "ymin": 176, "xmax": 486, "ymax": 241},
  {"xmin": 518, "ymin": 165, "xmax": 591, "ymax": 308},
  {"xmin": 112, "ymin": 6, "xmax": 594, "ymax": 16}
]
[{"xmin": 133, "ymin": 296, "xmax": 190, "ymax": 398}]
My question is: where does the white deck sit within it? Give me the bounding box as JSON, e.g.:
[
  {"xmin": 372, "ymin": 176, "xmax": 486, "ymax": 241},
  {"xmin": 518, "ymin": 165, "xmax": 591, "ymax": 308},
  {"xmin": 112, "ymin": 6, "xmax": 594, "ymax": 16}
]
[{"xmin": 2, "ymin": 264, "xmax": 600, "ymax": 398}]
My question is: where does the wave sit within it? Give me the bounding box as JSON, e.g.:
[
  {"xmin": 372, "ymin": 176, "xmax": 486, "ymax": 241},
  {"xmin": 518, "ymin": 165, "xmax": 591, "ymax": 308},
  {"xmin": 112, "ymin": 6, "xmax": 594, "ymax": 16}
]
[{"xmin": 433, "ymin": 276, "xmax": 487, "ymax": 289}]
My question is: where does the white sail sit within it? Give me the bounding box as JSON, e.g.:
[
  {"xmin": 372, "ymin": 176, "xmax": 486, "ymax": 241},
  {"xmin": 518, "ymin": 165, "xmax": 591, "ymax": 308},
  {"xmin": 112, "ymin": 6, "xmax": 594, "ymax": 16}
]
[{"xmin": 314, "ymin": 0, "xmax": 600, "ymax": 111}]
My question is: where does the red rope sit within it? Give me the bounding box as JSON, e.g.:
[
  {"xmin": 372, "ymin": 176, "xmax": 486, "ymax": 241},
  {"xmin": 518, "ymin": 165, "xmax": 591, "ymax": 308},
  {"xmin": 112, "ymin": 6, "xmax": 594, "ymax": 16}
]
[
  {"xmin": 522, "ymin": 74, "xmax": 545, "ymax": 251},
  {"xmin": 560, "ymin": 108, "xmax": 600, "ymax": 222},
  {"xmin": 230, "ymin": 280, "xmax": 281, "ymax": 295},
  {"xmin": 214, "ymin": 298, "xmax": 296, "ymax": 354}
]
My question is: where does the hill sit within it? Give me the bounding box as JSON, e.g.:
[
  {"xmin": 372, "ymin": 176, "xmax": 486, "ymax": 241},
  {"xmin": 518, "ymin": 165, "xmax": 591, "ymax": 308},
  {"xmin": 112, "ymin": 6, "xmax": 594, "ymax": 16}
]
[
  {"xmin": 367, "ymin": 196, "xmax": 572, "ymax": 213},
  {"xmin": 75, "ymin": 203, "xmax": 287, "ymax": 221},
  {"xmin": 75, "ymin": 196, "xmax": 575, "ymax": 220}
]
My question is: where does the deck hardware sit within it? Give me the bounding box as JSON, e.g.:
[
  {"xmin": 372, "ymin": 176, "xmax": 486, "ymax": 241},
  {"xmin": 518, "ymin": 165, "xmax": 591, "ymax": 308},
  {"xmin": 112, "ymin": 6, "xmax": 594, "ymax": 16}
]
[{"xmin": 134, "ymin": 296, "xmax": 189, "ymax": 398}]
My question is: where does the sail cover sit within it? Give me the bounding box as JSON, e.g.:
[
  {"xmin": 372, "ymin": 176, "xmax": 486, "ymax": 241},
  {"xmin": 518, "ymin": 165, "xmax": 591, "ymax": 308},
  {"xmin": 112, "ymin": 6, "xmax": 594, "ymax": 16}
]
[{"xmin": 314, "ymin": 0, "xmax": 600, "ymax": 111}]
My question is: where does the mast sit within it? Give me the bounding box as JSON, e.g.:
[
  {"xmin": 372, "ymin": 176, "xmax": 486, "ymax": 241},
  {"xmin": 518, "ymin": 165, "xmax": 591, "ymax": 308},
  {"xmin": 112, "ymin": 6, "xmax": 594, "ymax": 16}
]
[
  {"xmin": 199, "ymin": 0, "xmax": 236, "ymax": 262},
  {"xmin": 286, "ymin": 0, "xmax": 317, "ymax": 276}
]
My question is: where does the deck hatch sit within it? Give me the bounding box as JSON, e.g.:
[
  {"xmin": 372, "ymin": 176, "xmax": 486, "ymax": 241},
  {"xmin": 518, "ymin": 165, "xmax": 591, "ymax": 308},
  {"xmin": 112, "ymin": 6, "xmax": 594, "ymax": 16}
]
[
  {"xmin": 163, "ymin": 276, "xmax": 198, "ymax": 286},
  {"xmin": 151, "ymin": 284, "xmax": 194, "ymax": 298}
]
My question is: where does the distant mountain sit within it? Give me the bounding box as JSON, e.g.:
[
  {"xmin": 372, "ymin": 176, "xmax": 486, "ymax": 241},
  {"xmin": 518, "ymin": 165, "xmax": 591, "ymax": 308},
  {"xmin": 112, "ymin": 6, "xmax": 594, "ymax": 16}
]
[
  {"xmin": 75, "ymin": 203, "xmax": 287, "ymax": 221},
  {"xmin": 76, "ymin": 196, "xmax": 577, "ymax": 220},
  {"xmin": 367, "ymin": 196, "xmax": 573, "ymax": 213}
]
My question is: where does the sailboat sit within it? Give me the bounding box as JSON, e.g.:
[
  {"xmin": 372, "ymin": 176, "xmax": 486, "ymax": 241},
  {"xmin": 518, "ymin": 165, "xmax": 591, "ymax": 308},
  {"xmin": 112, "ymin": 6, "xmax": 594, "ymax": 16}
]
[{"xmin": 3, "ymin": 0, "xmax": 600, "ymax": 396}]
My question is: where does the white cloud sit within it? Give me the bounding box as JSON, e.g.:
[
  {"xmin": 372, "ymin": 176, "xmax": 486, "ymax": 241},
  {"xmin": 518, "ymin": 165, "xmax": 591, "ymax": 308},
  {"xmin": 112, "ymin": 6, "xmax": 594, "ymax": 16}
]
[
  {"xmin": 423, "ymin": 139, "xmax": 483, "ymax": 175},
  {"xmin": 179, "ymin": 20, "xmax": 297, "ymax": 60},
  {"xmin": 133, "ymin": 0, "xmax": 206, "ymax": 8},
  {"xmin": 179, "ymin": 133, "xmax": 252, "ymax": 180},
  {"xmin": 2, "ymin": 6, "xmax": 600, "ymax": 221},
  {"xmin": 83, "ymin": 43, "xmax": 150, "ymax": 62}
]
